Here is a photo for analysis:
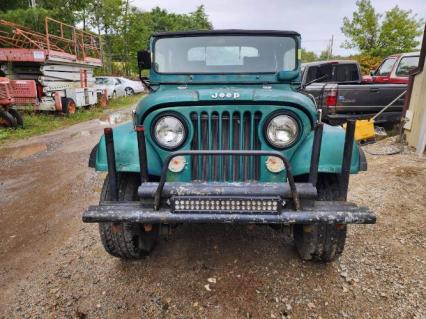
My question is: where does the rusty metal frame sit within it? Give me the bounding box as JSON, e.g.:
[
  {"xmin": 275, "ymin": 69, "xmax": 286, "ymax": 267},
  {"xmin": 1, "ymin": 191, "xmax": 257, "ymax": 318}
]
[{"xmin": 0, "ymin": 17, "xmax": 101, "ymax": 61}]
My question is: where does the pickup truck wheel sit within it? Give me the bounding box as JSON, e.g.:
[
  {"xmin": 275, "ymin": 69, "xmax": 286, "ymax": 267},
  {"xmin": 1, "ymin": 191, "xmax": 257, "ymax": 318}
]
[
  {"xmin": 294, "ymin": 174, "xmax": 347, "ymax": 262},
  {"xmin": 98, "ymin": 173, "xmax": 159, "ymax": 259}
]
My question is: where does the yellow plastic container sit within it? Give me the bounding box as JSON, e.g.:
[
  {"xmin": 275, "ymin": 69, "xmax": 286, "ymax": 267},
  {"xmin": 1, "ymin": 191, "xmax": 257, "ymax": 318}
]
[{"xmin": 343, "ymin": 119, "xmax": 375, "ymax": 141}]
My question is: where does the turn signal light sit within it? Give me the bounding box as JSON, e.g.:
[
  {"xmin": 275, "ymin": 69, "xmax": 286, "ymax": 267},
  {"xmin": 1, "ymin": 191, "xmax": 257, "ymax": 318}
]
[
  {"xmin": 266, "ymin": 156, "xmax": 285, "ymax": 173},
  {"xmin": 168, "ymin": 156, "xmax": 186, "ymax": 173}
]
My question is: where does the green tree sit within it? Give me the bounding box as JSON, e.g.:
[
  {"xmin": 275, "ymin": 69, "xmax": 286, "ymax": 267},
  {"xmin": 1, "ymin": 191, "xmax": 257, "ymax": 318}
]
[
  {"xmin": 0, "ymin": 0, "xmax": 31, "ymax": 12},
  {"xmin": 377, "ymin": 6, "xmax": 424, "ymax": 56},
  {"xmin": 341, "ymin": 0, "xmax": 381, "ymax": 54},
  {"xmin": 0, "ymin": 8, "xmax": 57, "ymax": 33},
  {"xmin": 342, "ymin": 0, "xmax": 424, "ymax": 57},
  {"xmin": 109, "ymin": 5, "xmax": 213, "ymax": 75},
  {"xmin": 301, "ymin": 49, "xmax": 317, "ymax": 63}
]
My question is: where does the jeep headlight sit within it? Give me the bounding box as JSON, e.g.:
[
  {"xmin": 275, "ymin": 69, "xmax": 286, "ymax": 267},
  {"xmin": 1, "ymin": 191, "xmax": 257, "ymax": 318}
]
[
  {"xmin": 153, "ymin": 115, "xmax": 186, "ymax": 149},
  {"xmin": 265, "ymin": 114, "xmax": 299, "ymax": 148}
]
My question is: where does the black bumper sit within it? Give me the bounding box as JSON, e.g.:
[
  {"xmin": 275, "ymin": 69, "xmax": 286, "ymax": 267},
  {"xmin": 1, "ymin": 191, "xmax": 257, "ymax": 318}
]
[{"xmin": 82, "ymin": 201, "xmax": 376, "ymax": 225}]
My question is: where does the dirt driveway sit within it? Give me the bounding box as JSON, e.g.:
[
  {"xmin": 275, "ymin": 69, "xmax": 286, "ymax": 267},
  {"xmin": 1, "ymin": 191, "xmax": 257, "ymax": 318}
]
[{"xmin": 0, "ymin": 111, "xmax": 425, "ymax": 318}]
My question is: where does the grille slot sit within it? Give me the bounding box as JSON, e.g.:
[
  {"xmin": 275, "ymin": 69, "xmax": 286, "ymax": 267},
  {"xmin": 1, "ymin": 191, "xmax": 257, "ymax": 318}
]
[{"xmin": 191, "ymin": 111, "xmax": 262, "ymax": 181}]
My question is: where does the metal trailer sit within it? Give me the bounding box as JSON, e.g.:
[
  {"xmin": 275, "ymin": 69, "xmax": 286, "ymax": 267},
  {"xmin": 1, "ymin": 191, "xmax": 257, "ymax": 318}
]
[{"xmin": 0, "ymin": 18, "xmax": 103, "ymax": 113}]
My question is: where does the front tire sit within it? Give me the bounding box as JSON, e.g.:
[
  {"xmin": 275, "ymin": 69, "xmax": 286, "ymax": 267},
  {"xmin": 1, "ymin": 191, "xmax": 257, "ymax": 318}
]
[
  {"xmin": 294, "ymin": 174, "xmax": 347, "ymax": 262},
  {"xmin": 98, "ymin": 173, "xmax": 159, "ymax": 259}
]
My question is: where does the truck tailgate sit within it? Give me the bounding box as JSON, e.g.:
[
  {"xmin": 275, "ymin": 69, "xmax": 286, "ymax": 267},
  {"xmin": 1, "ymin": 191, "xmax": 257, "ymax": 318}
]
[{"xmin": 334, "ymin": 84, "xmax": 406, "ymax": 114}]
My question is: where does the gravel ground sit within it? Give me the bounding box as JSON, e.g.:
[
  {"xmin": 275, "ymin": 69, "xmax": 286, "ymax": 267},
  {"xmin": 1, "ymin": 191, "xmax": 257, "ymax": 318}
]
[{"xmin": 0, "ymin": 115, "xmax": 425, "ymax": 319}]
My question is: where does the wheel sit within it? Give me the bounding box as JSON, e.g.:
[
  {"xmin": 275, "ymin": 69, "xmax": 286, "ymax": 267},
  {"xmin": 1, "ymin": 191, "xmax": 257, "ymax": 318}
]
[
  {"xmin": 125, "ymin": 87, "xmax": 134, "ymax": 96},
  {"xmin": 294, "ymin": 174, "xmax": 347, "ymax": 262},
  {"xmin": 98, "ymin": 173, "xmax": 159, "ymax": 259},
  {"xmin": 7, "ymin": 109, "xmax": 23, "ymax": 127},
  {"xmin": 0, "ymin": 109, "xmax": 17, "ymax": 128},
  {"xmin": 61, "ymin": 97, "xmax": 76, "ymax": 114}
]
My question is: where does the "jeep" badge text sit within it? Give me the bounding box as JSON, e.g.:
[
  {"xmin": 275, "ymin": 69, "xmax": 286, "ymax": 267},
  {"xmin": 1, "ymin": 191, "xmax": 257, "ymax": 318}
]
[{"xmin": 211, "ymin": 92, "xmax": 240, "ymax": 99}]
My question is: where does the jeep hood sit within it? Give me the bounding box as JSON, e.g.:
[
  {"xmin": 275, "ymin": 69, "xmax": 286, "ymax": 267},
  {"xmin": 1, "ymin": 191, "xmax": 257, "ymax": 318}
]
[{"xmin": 136, "ymin": 86, "xmax": 317, "ymax": 123}]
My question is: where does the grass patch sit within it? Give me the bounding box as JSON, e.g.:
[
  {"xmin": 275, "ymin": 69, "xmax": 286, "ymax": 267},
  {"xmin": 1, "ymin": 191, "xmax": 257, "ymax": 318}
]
[{"xmin": 0, "ymin": 94, "xmax": 143, "ymax": 144}]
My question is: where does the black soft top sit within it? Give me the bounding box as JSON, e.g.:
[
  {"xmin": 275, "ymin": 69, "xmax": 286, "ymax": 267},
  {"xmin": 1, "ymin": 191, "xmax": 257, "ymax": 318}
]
[{"xmin": 153, "ymin": 29, "xmax": 300, "ymax": 38}]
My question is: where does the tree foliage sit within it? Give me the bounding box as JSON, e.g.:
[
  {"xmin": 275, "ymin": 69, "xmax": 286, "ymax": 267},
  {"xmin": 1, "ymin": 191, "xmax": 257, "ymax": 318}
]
[
  {"xmin": 349, "ymin": 54, "xmax": 383, "ymax": 75},
  {"xmin": 0, "ymin": 1, "xmax": 212, "ymax": 75},
  {"xmin": 378, "ymin": 6, "xmax": 424, "ymax": 56},
  {"xmin": 301, "ymin": 49, "xmax": 317, "ymax": 63},
  {"xmin": 342, "ymin": 0, "xmax": 424, "ymax": 57}
]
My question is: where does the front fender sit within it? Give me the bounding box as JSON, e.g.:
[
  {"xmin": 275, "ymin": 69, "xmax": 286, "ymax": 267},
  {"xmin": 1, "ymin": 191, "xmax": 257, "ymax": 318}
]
[
  {"xmin": 95, "ymin": 122, "xmax": 162, "ymax": 175},
  {"xmin": 291, "ymin": 124, "xmax": 363, "ymax": 176}
]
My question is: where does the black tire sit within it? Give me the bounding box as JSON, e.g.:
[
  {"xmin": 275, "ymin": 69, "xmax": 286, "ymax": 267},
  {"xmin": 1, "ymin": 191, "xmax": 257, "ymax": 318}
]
[
  {"xmin": 125, "ymin": 87, "xmax": 134, "ymax": 96},
  {"xmin": 294, "ymin": 174, "xmax": 347, "ymax": 262},
  {"xmin": 61, "ymin": 97, "xmax": 76, "ymax": 114},
  {"xmin": 8, "ymin": 109, "xmax": 23, "ymax": 127},
  {"xmin": 0, "ymin": 109, "xmax": 17, "ymax": 128},
  {"xmin": 99, "ymin": 173, "xmax": 159, "ymax": 259}
]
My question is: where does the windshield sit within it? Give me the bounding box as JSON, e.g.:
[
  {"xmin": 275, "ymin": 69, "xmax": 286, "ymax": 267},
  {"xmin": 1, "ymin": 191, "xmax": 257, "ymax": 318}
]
[
  {"xmin": 396, "ymin": 56, "xmax": 419, "ymax": 76},
  {"xmin": 154, "ymin": 36, "xmax": 297, "ymax": 74},
  {"xmin": 95, "ymin": 78, "xmax": 114, "ymax": 85}
]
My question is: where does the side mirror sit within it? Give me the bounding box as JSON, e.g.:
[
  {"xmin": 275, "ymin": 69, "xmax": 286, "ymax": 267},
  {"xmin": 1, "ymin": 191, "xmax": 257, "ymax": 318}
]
[
  {"xmin": 370, "ymin": 70, "xmax": 376, "ymax": 76},
  {"xmin": 277, "ymin": 70, "xmax": 299, "ymax": 81},
  {"xmin": 137, "ymin": 50, "xmax": 151, "ymax": 70}
]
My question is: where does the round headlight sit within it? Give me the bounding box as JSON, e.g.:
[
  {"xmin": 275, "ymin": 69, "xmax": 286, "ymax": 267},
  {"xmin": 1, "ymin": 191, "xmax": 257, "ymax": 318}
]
[
  {"xmin": 265, "ymin": 114, "xmax": 299, "ymax": 148},
  {"xmin": 153, "ymin": 115, "xmax": 186, "ymax": 149}
]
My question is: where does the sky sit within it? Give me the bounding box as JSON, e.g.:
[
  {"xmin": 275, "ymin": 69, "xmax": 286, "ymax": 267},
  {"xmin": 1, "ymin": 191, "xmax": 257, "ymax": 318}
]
[{"xmin": 133, "ymin": 0, "xmax": 426, "ymax": 56}]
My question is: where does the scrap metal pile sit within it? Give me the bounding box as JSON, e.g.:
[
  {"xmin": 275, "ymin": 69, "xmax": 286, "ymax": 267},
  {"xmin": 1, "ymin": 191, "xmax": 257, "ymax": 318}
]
[{"xmin": 0, "ymin": 17, "xmax": 103, "ymax": 124}]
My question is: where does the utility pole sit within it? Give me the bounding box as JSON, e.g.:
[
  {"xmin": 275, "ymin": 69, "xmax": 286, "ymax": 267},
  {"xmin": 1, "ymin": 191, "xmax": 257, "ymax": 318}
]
[{"xmin": 328, "ymin": 35, "xmax": 334, "ymax": 59}]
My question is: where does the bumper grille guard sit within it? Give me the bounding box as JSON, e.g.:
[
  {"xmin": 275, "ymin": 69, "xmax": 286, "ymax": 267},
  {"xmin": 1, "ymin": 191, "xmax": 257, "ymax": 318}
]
[
  {"xmin": 154, "ymin": 150, "xmax": 301, "ymax": 211},
  {"xmin": 101, "ymin": 120, "xmax": 357, "ymax": 212}
]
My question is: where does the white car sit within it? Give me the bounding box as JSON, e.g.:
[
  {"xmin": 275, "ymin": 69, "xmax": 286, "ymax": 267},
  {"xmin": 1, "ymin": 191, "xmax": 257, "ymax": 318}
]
[
  {"xmin": 95, "ymin": 77, "xmax": 126, "ymax": 99},
  {"xmin": 118, "ymin": 77, "xmax": 145, "ymax": 95}
]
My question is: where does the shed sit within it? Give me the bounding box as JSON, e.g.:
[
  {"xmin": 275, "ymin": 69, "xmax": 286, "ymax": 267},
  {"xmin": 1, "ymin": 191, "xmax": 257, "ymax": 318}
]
[{"xmin": 404, "ymin": 25, "xmax": 426, "ymax": 155}]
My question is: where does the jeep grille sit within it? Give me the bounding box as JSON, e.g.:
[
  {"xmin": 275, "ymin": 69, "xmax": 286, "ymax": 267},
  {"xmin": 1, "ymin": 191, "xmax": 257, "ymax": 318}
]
[{"xmin": 190, "ymin": 111, "xmax": 262, "ymax": 181}]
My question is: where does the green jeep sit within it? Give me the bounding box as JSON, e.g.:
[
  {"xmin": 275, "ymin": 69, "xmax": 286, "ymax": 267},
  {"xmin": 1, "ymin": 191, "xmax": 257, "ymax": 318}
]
[{"xmin": 83, "ymin": 30, "xmax": 375, "ymax": 262}]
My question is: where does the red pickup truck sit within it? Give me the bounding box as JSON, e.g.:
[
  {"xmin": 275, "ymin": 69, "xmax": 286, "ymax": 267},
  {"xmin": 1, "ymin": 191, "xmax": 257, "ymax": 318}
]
[{"xmin": 363, "ymin": 52, "xmax": 420, "ymax": 84}]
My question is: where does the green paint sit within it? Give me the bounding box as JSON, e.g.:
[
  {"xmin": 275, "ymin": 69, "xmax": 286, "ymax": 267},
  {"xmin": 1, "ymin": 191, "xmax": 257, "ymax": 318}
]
[{"xmin": 95, "ymin": 32, "xmax": 363, "ymax": 181}]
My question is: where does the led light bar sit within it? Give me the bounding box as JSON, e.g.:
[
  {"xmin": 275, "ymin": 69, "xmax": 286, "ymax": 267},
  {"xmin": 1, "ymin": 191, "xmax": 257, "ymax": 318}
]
[{"xmin": 171, "ymin": 196, "xmax": 283, "ymax": 214}]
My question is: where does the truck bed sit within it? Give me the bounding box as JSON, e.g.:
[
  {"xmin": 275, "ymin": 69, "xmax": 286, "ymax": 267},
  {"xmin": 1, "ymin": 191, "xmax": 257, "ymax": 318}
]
[{"xmin": 304, "ymin": 82, "xmax": 407, "ymax": 125}]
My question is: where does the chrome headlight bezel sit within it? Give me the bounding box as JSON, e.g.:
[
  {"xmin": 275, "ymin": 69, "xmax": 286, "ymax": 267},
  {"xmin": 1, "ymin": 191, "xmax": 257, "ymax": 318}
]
[
  {"xmin": 264, "ymin": 112, "xmax": 300, "ymax": 149},
  {"xmin": 151, "ymin": 113, "xmax": 187, "ymax": 150}
]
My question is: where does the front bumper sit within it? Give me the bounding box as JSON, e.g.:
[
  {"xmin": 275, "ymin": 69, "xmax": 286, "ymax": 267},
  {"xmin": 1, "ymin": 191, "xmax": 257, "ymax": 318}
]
[
  {"xmin": 84, "ymin": 131, "xmax": 375, "ymax": 225},
  {"xmin": 82, "ymin": 200, "xmax": 376, "ymax": 224}
]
